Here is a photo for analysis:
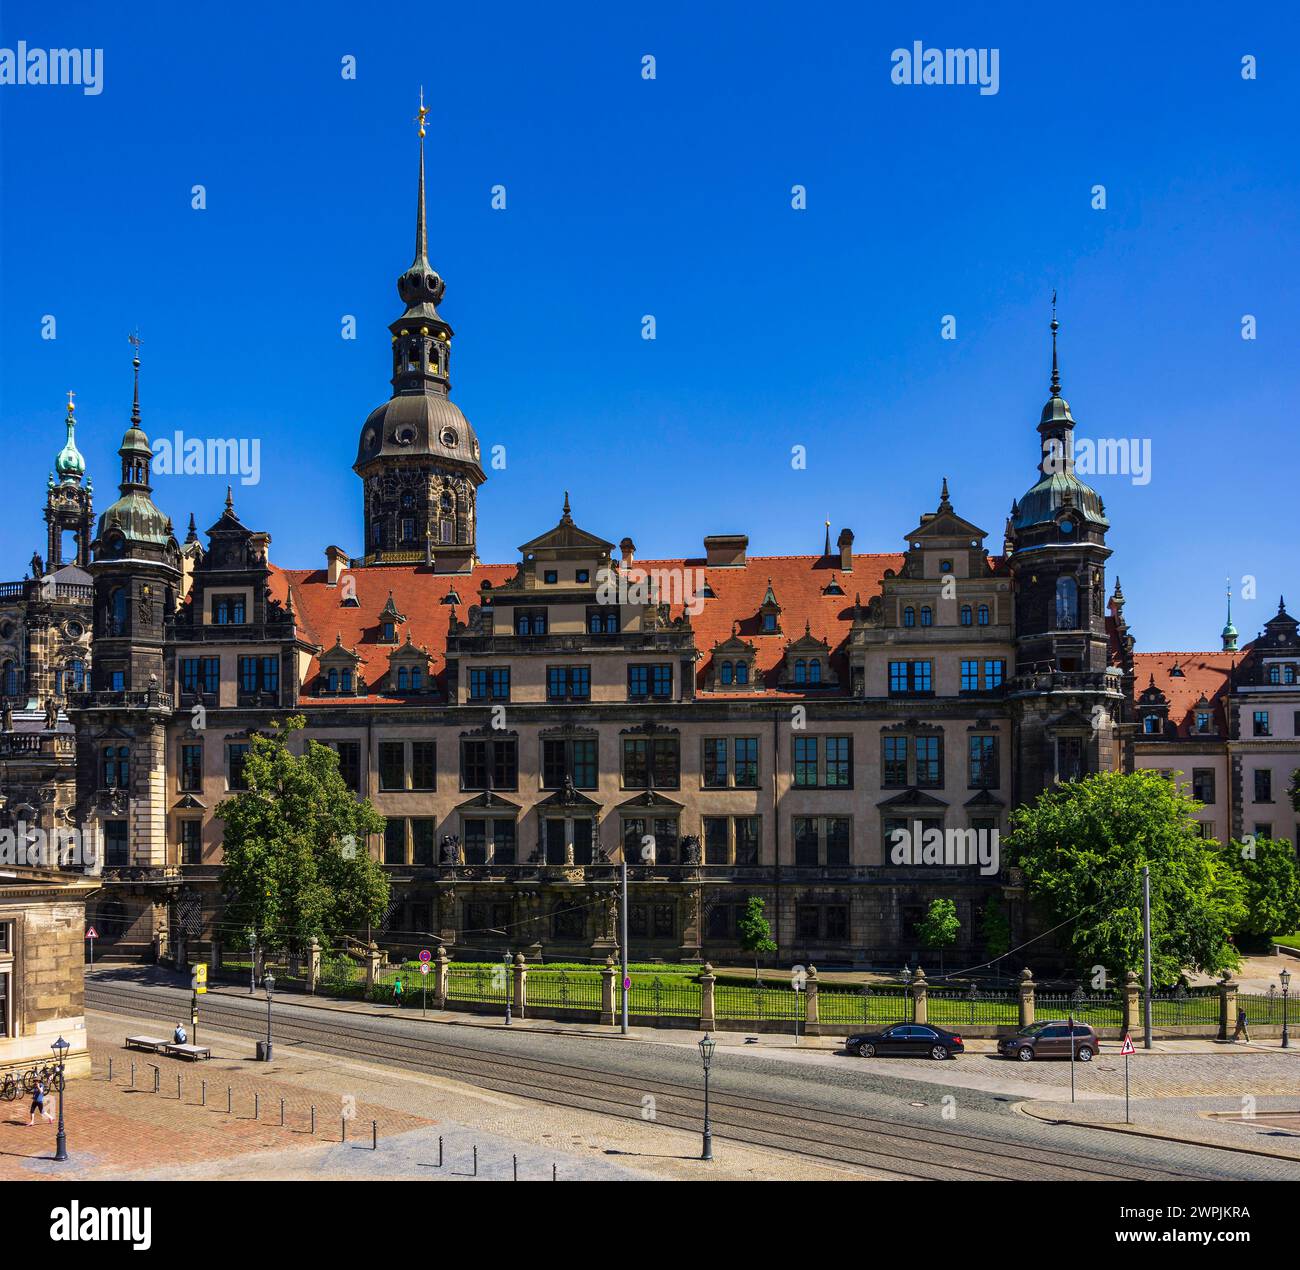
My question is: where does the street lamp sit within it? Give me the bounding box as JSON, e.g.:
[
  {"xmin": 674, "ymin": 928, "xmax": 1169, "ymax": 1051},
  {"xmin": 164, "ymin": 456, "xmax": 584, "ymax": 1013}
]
[
  {"xmin": 262, "ymin": 973, "xmax": 275, "ymax": 1061},
  {"xmin": 504, "ymin": 951, "xmax": 512, "ymax": 1026},
  {"xmin": 698, "ymin": 1032, "xmax": 716, "ymax": 1162},
  {"xmin": 50, "ymin": 1036, "xmax": 69, "ymax": 1162},
  {"xmin": 1281, "ymin": 967, "xmax": 1291, "ymax": 1050}
]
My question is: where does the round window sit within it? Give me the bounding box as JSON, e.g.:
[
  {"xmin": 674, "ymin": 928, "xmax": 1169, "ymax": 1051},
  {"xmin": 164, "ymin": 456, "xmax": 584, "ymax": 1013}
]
[{"xmin": 440, "ymin": 428, "xmax": 458, "ymax": 448}]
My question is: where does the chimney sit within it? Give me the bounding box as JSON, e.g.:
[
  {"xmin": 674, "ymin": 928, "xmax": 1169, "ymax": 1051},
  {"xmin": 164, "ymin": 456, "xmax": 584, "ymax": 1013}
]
[
  {"xmin": 325, "ymin": 544, "xmax": 349, "ymax": 586},
  {"xmin": 620, "ymin": 536, "xmax": 636, "ymax": 567},
  {"xmin": 704, "ymin": 534, "xmax": 748, "ymax": 568},
  {"xmin": 837, "ymin": 528, "xmax": 854, "ymax": 573}
]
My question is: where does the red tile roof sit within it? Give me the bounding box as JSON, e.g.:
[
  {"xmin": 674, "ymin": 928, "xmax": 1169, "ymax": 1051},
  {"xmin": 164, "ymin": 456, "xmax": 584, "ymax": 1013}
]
[{"xmin": 1132, "ymin": 651, "xmax": 1239, "ymax": 735}]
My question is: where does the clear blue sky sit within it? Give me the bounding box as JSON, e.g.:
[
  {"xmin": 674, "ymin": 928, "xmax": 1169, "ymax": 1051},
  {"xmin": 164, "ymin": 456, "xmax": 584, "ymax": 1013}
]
[{"xmin": 2, "ymin": 1, "xmax": 1296, "ymax": 652}]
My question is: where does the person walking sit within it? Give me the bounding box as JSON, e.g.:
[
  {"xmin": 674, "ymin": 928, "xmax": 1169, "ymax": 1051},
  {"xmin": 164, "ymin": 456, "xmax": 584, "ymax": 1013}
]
[
  {"xmin": 27, "ymin": 1078, "xmax": 53, "ymax": 1126},
  {"xmin": 393, "ymin": 976, "xmax": 404, "ymax": 1008},
  {"xmin": 1232, "ymin": 1005, "xmax": 1251, "ymax": 1043}
]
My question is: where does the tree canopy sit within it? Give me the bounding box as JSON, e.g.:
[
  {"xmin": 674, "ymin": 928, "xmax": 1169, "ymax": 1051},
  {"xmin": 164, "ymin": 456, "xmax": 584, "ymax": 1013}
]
[
  {"xmin": 1007, "ymin": 769, "xmax": 1245, "ymax": 984},
  {"xmin": 1220, "ymin": 834, "xmax": 1300, "ymax": 943},
  {"xmin": 216, "ymin": 716, "xmax": 389, "ymax": 953}
]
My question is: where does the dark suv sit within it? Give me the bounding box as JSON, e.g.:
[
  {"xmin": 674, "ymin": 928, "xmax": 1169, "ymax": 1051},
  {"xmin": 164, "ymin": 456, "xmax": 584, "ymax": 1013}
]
[{"xmin": 998, "ymin": 1020, "xmax": 1099, "ymax": 1062}]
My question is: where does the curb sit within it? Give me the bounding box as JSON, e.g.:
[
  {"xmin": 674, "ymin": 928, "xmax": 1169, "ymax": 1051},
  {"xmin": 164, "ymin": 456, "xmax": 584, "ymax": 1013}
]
[{"xmin": 1017, "ymin": 1101, "xmax": 1300, "ymax": 1162}]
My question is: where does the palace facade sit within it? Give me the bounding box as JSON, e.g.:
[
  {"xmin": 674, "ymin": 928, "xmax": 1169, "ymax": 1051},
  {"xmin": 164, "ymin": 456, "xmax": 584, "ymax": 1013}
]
[{"xmin": 3, "ymin": 131, "xmax": 1297, "ymax": 971}]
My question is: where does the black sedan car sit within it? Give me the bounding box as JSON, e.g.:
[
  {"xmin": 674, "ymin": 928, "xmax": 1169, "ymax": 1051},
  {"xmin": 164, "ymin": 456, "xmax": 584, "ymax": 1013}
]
[{"xmin": 845, "ymin": 1023, "xmax": 964, "ymax": 1060}]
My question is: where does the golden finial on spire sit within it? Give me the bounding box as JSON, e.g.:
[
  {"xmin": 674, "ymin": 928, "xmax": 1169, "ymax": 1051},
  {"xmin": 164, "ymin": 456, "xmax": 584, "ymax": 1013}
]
[
  {"xmin": 66, "ymin": 389, "xmax": 75, "ymax": 414},
  {"xmin": 414, "ymin": 86, "xmax": 429, "ymax": 139}
]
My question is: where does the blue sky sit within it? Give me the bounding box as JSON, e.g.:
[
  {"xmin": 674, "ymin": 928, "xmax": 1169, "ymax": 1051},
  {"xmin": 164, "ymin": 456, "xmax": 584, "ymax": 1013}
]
[{"xmin": 1, "ymin": 1, "xmax": 1296, "ymax": 651}]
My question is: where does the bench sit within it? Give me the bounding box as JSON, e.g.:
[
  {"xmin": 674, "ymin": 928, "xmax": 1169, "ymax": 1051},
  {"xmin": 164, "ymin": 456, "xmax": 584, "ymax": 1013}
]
[
  {"xmin": 162, "ymin": 1043, "xmax": 211, "ymax": 1061},
  {"xmin": 124, "ymin": 1035, "xmax": 170, "ymax": 1053}
]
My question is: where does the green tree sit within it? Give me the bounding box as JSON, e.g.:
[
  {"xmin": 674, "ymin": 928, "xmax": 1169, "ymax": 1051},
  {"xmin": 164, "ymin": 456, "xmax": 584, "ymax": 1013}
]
[
  {"xmin": 1006, "ymin": 770, "xmax": 1245, "ymax": 984},
  {"xmin": 916, "ymin": 897, "xmax": 960, "ymax": 972},
  {"xmin": 217, "ymin": 716, "xmax": 389, "ymax": 955},
  {"xmin": 980, "ymin": 894, "xmax": 1013, "ymax": 963},
  {"xmin": 736, "ymin": 896, "xmax": 777, "ymax": 981},
  {"xmin": 1220, "ymin": 836, "xmax": 1300, "ymax": 946}
]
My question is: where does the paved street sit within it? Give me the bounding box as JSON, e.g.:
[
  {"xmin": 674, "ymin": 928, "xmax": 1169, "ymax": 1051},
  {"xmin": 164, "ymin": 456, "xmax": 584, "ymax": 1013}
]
[{"xmin": 61, "ymin": 967, "xmax": 1300, "ymax": 1181}]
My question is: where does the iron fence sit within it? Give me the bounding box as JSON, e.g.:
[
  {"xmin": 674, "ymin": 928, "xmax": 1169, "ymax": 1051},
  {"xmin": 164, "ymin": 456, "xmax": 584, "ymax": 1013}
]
[
  {"xmin": 626, "ymin": 976, "xmax": 702, "ymax": 1018},
  {"xmin": 1148, "ymin": 988, "xmax": 1219, "ymax": 1028},
  {"xmin": 1035, "ymin": 989, "xmax": 1124, "ymax": 1027},
  {"xmin": 714, "ymin": 983, "xmax": 806, "ymax": 1022},
  {"xmin": 526, "ymin": 970, "xmax": 602, "ymax": 1012},
  {"xmin": 816, "ymin": 984, "xmax": 914, "ymax": 1027},
  {"xmin": 446, "ymin": 966, "xmax": 512, "ymax": 1005},
  {"xmin": 924, "ymin": 985, "xmax": 1020, "ymax": 1027},
  {"xmin": 1238, "ymin": 989, "xmax": 1294, "ymax": 1026}
]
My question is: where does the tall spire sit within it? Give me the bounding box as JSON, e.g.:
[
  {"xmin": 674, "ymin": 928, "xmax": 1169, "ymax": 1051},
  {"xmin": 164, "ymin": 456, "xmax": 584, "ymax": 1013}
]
[
  {"xmin": 129, "ymin": 330, "xmax": 143, "ymax": 425},
  {"xmin": 117, "ymin": 331, "xmax": 153, "ymax": 495},
  {"xmin": 55, "ymin": 389, "xmax": 86, "ymax": 483},
  {"xmin": 414, "ymin": 86, "xmax": 429, "ymax": 265},
  {"xmin": 1221, "ymin": 577, "xmax": 1239, "ymax": 652},
  {"xmin": 938, "ymin": 476, "xmax": 952, "ymax": 513},
  {"xmin": 396, "ymin": 90, "xmax": 444, "ymax": 315},
  {"xmin": 1049, "ymin": 290, "xmax": 1061, "ymax": 398}
]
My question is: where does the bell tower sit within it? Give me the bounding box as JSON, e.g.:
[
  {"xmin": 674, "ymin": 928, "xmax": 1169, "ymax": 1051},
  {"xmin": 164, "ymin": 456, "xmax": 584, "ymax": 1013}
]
[{"xmin": 44, "ymin": 391, "xmax": 94, "ymax": 569}]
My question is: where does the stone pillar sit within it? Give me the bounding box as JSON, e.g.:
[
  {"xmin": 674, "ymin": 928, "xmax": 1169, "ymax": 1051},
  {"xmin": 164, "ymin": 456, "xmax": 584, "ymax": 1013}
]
[
  {"xmin": 804, "ymin": 965, "xmax": 821, "ymax": 1037},
  {"xmin": 1018, "ymin": 967, "xmax": 1035, "ymax": 1028},
  {"xmin": 911, "ymin": 966, "xmax": 928, "ymax": 1024},
  {"xmin": 435, "ymin": 945, "xmax": 449, "ymax": 1008},
  {"xmin": 700, "ymin": 961, "xmax": 716, "ymax": 1031},
  {"xmin": 1123, "ymin": 970, "xmax": 1140, "ymax": 1037},
  {"xmin": 307, "ymin": 939, "xmax": 321, "ymax": 995},
  {"xmin": 365, "ymin": 941, "xmax": 382, "ymax": 996},
  {"xmin": 1218, "ymin": 972, "xmax": 1237, "ymax": 1041},
  {"xmin": 174, "ymin": 927, "xmax": 188, "ymax": 971},
  {"xmin": 600, "ymin": 955, "xmax": 616, "ymax": 1026},
  {"xmin": 514, "ymin": 952, "xmax": 527, "ymax": 1019}
]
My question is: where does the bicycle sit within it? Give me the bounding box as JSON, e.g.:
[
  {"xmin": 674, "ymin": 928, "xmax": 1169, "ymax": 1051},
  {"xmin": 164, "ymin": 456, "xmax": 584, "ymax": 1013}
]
[{"xmin": 0, "ymin": 1072, "xmax": 17, "ymax": 1101}]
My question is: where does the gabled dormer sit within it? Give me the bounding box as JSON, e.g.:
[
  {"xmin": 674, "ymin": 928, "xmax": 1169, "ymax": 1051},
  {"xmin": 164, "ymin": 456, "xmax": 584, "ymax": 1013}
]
[
  {"xmin": 757, "ymin": 580, "xmax": 782, "ymax": 635},
  {"xmin": 376, "ymin": 591, "xmax": 406, "ymax": 643},
  {"xmin": 513, "ymin": 493, "xmax": 614, "ymax": 591},
  {"xmin": 385, "ymin": 633, "xmax": 432, "ymax": 695},
  {"xmin": 900, "ymin": 479, "xmax": 989, "ymax": 581},
  {"xmin": 318, "ymin": 635, "xmax": 363, "ymax": 696},
  {"xmin": 706, "ymin": 626, "xmax": 759, "ymax": 690},
  {"xmin": 1190, "ymin": 693, "xmax": 1217, "ymax": 736},
  {"xmin": 779, "ymin": 621, "xmax": 837, "ymax": 688},
  {"xmin": 1137, "ymin": 674, "xmax": 1170, "ymax": 737}
]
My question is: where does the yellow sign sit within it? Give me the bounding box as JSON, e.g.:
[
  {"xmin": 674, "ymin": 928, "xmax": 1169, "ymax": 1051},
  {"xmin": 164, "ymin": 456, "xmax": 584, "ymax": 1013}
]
[{"xmin": 192, "ymin": 964, "xmax": 208, "ymax": 994}]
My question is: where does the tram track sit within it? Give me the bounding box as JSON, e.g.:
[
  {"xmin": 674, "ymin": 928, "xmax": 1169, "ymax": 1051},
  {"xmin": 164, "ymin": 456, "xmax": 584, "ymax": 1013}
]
[{"xmin": 85, "ymin": 977, "xmax": 1258, "ymax": 1183}]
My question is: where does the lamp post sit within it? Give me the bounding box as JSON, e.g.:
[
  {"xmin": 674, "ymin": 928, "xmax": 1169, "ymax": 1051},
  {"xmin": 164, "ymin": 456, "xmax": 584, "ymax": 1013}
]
[
  {"xmin": 51, "ymin": 1036, "xmax": 69, "ymax": 1162},
  {"xmin": 698, "ymin": 1032, "xmax": 716, "ymax": 1161},
  {"xmin": 1281, "ymin": 967, "xmax": 1291, "ymax": 1050},
  {"xmin": 262, "ymin": 973, "xmax": 275, "ymax": 1061},
  {"xmin": 504, "ymin": 951, "xmax": 512, "ymax": 1026}
]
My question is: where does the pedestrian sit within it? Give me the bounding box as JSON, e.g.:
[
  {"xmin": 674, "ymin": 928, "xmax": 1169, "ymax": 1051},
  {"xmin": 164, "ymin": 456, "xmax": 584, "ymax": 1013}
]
[
  {"xmin": 173, "ymin": 1021, "xmax": 188, "ymax": 1044},
  {"xmin": 1232, "ymin": 1005, "xmax": 1251, "ymax": 1043},
  {"xmin": 393, "ymin": 977, "xmax": 404, "ymax": 1008},
  {"xmin": 27, "ymin": 1078, "xmax": 53, "ymax": 1126}
]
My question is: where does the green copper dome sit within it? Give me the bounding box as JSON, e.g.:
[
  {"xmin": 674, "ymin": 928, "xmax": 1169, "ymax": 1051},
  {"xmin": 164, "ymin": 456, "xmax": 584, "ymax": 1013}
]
[
  {"xmin": 55, "ymin": 406, "xmax": 86, "ymax": 482},
  {"xmin": 1012, "ymin": 470, "xmax": 1110, "ymax": 531}
]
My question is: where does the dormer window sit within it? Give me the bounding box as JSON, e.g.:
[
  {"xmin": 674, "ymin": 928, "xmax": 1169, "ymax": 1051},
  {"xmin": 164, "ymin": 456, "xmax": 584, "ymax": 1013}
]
[
  {"xmin": 517, "ymin": 609, "xmax": 548, "ymax": 636},
  {"xmin": 1143, "ymin": 715, "xmax": 1160, "ymax": 735},
  {"xmin": 382, "ymin": 622, "xmax": 396, "ymax": 642},
  {"xmin": 757, "ymin": 579, "xmax": 782, "ymax": 635},
  {"xmin": 544, "ymin": 570, "xmax": 558, "ymax": 585},
  {"xmin": 1195, "ymin": 711, "xmax": 1212, "ymax": 732},
  {"xmin": 212, "ymin": 594, "xmax": 246, "ymax": 625},
  {"xmin": 1268, "ymin": 665, "xmax": 1281, "ymax": 685},
  {"xmin": 328, "ymin": 668, "xmax": 338, "ymax": 692}
]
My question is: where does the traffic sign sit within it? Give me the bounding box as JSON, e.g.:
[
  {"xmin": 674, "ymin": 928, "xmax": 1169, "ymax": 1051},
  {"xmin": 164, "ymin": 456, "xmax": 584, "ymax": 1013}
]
[
  {"xmin": 419, "ymin": 962, "xmax": 430, "ymax": 976},
  {"xmin": 623, "ymin": 977, "xmax": 631, "ymax": 991},
  {"xmin": 85, "ymin": 926, "xmax": 98, "ymax": 940},
  {"xmin": 1120, "ymin": 1033, "xmax": 1135, "ymax": 1055},
  {"xmin": 418, "ymin": 949, "xmax": 431, "ymax": 963}
]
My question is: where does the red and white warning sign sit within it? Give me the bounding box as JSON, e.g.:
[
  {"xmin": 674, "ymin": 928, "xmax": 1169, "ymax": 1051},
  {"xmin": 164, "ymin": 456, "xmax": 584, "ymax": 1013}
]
[
  {"xmin": 85, "ymin": 926, "xmax": 98, "ymax": 940},
  {"xmin": 1120, "ymin": 1033, "xmax": 1135, "ymax": 1055}
]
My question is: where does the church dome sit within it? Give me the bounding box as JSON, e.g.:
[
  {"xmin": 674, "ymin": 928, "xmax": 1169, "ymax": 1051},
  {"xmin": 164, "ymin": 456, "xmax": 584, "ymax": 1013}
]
[{"xmin": 55, "ymin": 403, "xmax": 86, "ymax": 481}]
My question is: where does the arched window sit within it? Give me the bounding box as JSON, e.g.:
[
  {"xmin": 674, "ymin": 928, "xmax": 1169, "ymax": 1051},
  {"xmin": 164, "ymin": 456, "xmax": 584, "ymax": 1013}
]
[
  {"xmin": 903, "ymin": 607, "xmax": 915, "ymax": 627},
  {"xmin": 397, "ymin": 667, "xmax": 409, "ymax": 691},
  {"xmin": 809, "ymin": 660, "xmax": 822, "ymax": 684},
  {"xmin": 1055, "ymin": 576, "xmax": 1078, "ymax": 629},
  {"xmin": 604, "ymin": 613, "xmax": 619, "ymax": 634},
  {"xmin": 327, "ymin": 668, "xmax": 339, "ymax": 692},
  {"xmin": 411, "ymin": 667, "xmax": 422, "ymax": 691},
  {"xmin": 794, "ymin": 659, "xmax": 807, "ymax": 684},
  {"xmin": 588, "ymin": 612, "xmax": 601, "ymax": 634},
  {"xmin": 977, "ymin": 604, "xmax": 990, "ymax": 626},
  {"xmin": 920, "ymin": 606, "xmax": 933, "ymax": 627},
  {"xmin": 736, "ymin": 662, "xmax": 749, "ymax": 685},
  {"xmin": 720, "ymin": 661, "xmax": 734, "ymax": 685},
  {"xmin": 108, "ymin": 586, "xmax": 128, "ymax": 636},
  {"xmin": 960, "ymin": 605, "xmax": 972, "ymax": 626},
  {"xmin": 1268, "ymin": 665, "xmax": 1281, "ymax": 685},
  {"xmin": 1285, "ymin": 666, "xmax": 1296, "ymax": 685},
  {"xmin": 68, "ymin": 660, "xmax": 85, "ymax": 691},
  {"xmin": 1, "ymin": 660, "xmax": 17, "ymax": 697},
  {"xmin": 341, "ymin": 670, "xmax": 353, "ymax": 693}
]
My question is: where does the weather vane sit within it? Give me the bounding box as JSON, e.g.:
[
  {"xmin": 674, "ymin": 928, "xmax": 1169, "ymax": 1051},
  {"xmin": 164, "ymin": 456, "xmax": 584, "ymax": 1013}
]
[
  {"xmin": 414, "ymin": 86, "xmax": 429, "ymax": 139},
  {"xmin": 129, "ymin": 329, "xmax": 142, "ymax": 361}
]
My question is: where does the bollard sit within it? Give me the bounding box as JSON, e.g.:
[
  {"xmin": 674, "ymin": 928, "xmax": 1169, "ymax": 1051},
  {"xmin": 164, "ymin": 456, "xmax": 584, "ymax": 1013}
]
[
  {"xmin": 438, "ymin": 1134, "xmax": 443, "ymax": 1167},
  {"xmin": 108, "ymin": 1057, "xmax": 113, "ymax": 1083},
  {"xmin": 227, "ymin": 1087, "xmax": 232, "ymax": 1115},
  {"xmin": 472, "ymin": 1145, "xmax": 478, "ymax": 1177},
  {"xmin": 341, "ymin": 1117, "xmax": 346, "ymax": 1144},
  {"xmin": 152, "ymin": 1066, "xmax": 159, "ymax": 1094},
  {"xmin": 280, "ymin": 1098, "xmax": 285, "ymax": 1127},
  {"xmin": 553, "ymin": 1163, "xmax": 557, "ymax": 1182},
  {"xmin": 310, "ymin": 1105, "xmax": 316, "ymax": 1135},
  {"xmin": 201, "ymin": 1080, "xmax": 206, "ymax": 1107},
  {"xmin": 513, "ymin": 1154, "xmax": 517, "ymax": 1181},
  {"xmin": 372, "ymin": 1120, "xmax": 377, "ymax": 1151},
  {"xmin": 255, "ymin": 1093, "xmax": 260, "ymax": 1120},
  {"xmin": 130, "ymin": 1060, "xmax": 136, "ymax": 1088},
  {"xmin": 177, "ymin": 1073, "xmax": 182, "ymax": 1100}
]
